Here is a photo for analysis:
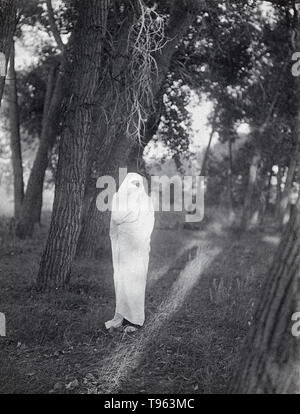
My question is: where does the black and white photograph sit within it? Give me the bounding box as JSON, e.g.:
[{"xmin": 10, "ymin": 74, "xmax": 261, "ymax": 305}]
[{"xmin": 0, "ymin": 0, "xmax": 299, "ymax": 397}]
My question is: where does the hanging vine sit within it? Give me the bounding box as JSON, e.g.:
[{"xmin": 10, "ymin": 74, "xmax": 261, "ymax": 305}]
[{"xmin": 124, "ymin": 0, "xmax": 166, "ymax": 143}]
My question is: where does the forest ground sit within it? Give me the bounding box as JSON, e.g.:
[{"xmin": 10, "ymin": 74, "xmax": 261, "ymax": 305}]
[{"xmin": 0, "ymin": 208, "xmax": 280, "ymax": 394}]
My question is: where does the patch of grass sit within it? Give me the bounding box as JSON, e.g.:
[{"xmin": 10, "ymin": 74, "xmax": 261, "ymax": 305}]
[{"xmin": 0, "ymin": 211, "xmax": 279, "ymax": 393}]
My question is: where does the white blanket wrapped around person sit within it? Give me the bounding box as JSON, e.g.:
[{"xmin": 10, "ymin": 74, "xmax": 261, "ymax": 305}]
[{"xmin": 105, "ymin": 173, "xmax": 155, "ymax": 332}]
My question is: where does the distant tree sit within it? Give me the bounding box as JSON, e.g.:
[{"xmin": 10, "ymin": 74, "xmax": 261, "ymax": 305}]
[
  {"xmin": 200, "ymin": 106, "xmax": 219, "ymax": 177},
  {"xmin": 7, "ymin": 41, "xmax": 24, "ymax": 219},
  {"xmin": 0, "ymin": 0, "xmax": 17, "ymax": 104},
  {"xmin": 16, "ymin": 0, "xmax": 70, "ymax": 237},
  {"xmin": 238, "ymin": 6, "xmax": 297, "ymax": 231}
]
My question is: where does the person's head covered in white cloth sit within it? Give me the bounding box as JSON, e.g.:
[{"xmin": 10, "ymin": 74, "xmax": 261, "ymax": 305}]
[{"xmin": 105, "ymin": 172, "xmax": 155, "ymax": 331}]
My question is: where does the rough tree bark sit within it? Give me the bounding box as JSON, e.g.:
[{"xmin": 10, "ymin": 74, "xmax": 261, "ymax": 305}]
[
  {"xmin": 37, "ymin": 0, "xmax": 109, "ymax": 290},
  {"xmin": 8, "ymin": 42, "xmax": 24, "ymax": 220},
  {"xmin": 0, "ymin": 0, "xmax": 16, "ymax": 105},
  {"xmin": 75, "ymin": 10, "xmax": 137, "ymax": 257}
]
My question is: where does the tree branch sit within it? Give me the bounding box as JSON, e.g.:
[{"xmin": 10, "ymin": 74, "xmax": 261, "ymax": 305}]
[{"xmin": 46, "ymin": 0, "xmax": 65, "ymax": 53}]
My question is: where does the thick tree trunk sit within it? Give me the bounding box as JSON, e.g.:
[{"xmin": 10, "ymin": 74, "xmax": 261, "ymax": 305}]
[
  {"xmin": 8, "ymin": 42, "xmax": 24, "ymax": 220},
  {"xmin": 37, "ymin": 0, "xmax": 109, "ymax": 290},
  {"xmin": 0, "ymin": 0, "xmax": 16, "ymax": 105},
  {"xmin": 239, "ymin": 150, "xmax": 261, "ymax": 232},
  {"xmin": 77, "ymin": 9, "xmax": 136, "ymax": 236},
  {"xmin": 76, "ymin": 1, "xmax": 200, "ymax": 258}
]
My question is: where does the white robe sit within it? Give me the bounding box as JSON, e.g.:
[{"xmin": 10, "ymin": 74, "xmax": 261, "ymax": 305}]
[{"xmin": 105, "ymin": 173, "xmax": 155, "ymax": 329}]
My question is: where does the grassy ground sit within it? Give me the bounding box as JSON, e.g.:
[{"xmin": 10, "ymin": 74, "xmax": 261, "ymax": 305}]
[{"xmin": 0, "ymin": 210, "xmax": 280, "ymax": 394}]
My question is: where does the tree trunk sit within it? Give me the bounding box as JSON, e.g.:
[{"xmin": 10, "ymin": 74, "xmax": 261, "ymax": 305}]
[
  {"xmin": 257, "ymin": 169, "xmax": 271, "ymax": 230},
  {"xmin": 37, "ymin": 0, "xmax": 109, "ymax": 290},
  {"xmin": 0, "ymin": 0, "xmax": 16, "ymax": 105},
  {"xmin": 227, "ymin": 136, "xmax": 234, "ymax": 211},
  {"xmin": 279, "ymin": 144, "xmax": 299, "ymax": 227},
  {"xmin": 275, "ymin": 165, "xmax": 283, "ymax": 221},
  {"xmin": 77, "ymin": 89, "xmax": 166, "ymax": 259},
  {"xmin": 15, "ymin": 59, "xmax": 64, "ymax": 238},
  {"xmin": 239, "ymin": 150, "xmax": 260, "ymax": 232},
  {"xmin": 76, "ymin": 133, "xmax": 132, "ymax": 258},
  {"xmin": 76, "ymin": 99, "xmax": 163, "ymax": 258},
  {"xmin": 200, "ymin": 110, "xmax": 217, "ymax": 177},
  {"xmin": 266, "ymin": 167, "xmax": 274, "ymax": 213},
  {"xmin": 8, "ymin": 42, "xmax": 24, "ymax": 220},
  {"xmin": 76, "ymin": 1, "xmax": 199, "ymax": 258}
]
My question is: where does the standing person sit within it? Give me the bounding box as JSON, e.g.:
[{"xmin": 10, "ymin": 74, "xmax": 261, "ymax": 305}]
[{"xmin": 105, "ymin": 173, "xmax": 155, "ymax": 332}]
